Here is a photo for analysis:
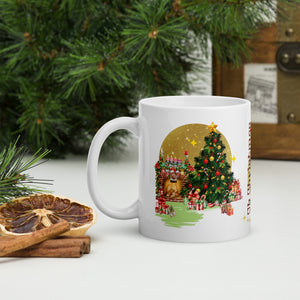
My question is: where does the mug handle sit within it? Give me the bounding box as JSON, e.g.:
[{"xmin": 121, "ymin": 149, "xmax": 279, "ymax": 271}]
[{"xmin": 87, "ymin": 117, "xmax": 139, "ymax": 219}]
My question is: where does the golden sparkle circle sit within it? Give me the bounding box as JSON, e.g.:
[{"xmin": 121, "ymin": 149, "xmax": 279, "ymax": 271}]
[{"xmin": 160, "ymin": 123, "xmax": 232, "ymax": 168}]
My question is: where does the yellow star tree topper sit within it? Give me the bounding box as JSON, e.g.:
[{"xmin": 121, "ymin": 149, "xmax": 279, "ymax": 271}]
[{"xmin": 208, "ymin": 122, "xmax": 217, "ymax": 133}]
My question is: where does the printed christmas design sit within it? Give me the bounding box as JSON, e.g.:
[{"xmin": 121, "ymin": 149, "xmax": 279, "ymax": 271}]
[{"xmin": 155, "ymin": 122, "xmax": 242, "ymax": 228}]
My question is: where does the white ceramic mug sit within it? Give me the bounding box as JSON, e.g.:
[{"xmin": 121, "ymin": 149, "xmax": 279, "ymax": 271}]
[{"xmin": 87, "ymin": 95, "xmax": 251, "ymax": 242}]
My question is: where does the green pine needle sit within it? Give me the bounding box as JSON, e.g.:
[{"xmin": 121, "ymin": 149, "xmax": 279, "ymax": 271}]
[
  {"xmin": 0, "ymin": 0, "xmax": 300, "ymax": 156},
  {"xmin": 0, "ymin": 138, "xmax": 52, "ymax": 204}
]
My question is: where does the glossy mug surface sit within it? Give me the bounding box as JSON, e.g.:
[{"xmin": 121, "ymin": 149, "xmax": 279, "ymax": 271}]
[{"xmin": 87, "ymin": 95, "xmax": 251, "ymax": 242}]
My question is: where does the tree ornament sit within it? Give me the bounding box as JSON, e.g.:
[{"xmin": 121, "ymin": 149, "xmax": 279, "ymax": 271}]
[
  {"xmin": 209, "ymin": 156, "xmax": 214, "ymax": 162},
  {"xmin": 216, "ymin": 152, "xmax": 222, "ymax": 162},
  {"xmin": 203, "ymin": 158, "xmax": 208, "ymax": 164},
  {"xmin": 203, "ymin": 184, "xmax": 208, "ymax": 189},
  {"xmin": 196, "ymin": 188, "xmax": 200, "ymax": 193},
  {"xmin": 203, "ymin": 168, "xmax": 209, "ymax": 177},
  {"xmin": 217, "ymin": 145, "xmax": 221, "ymax": 149},
  {"xmin": 215, "ymin": 171, "xmax": 220, "ymax": 176},
  {"xmin": 188, "ymin": 184, "xmax": 192, "ymax": 188},
  {"xmin": 221, "ymin": 175, "xmax": 225, "ymax": 180},
  {"xmin": 188, "ymin": 165, "xmax": 194, "ymax": 172},
  {"xmin": 213, "ymin": 138, "xmax": 217, "ymax": 143}
]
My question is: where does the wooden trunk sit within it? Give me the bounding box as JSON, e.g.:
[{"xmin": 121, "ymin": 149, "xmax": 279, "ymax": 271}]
[{"xmin": 213, "ymin": 4, "xmax": 300, "ymax": 160}]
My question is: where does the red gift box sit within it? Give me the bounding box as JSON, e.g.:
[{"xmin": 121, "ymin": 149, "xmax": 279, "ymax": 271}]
[
  {"xmin": 207, "ymin": 202, "xmax": 215, "ymax": 208},
  {"xmin": 188, "ymin": 200, "xmax": 195, "ymax": 210},
  {"xmin": 226, "ymin": 207, "xmax": 233, "ymax": 216}
]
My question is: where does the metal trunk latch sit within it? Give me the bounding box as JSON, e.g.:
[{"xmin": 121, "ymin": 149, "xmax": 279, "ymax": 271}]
[{"xmin": 276, "ymin": 42, "xmax": 300, "ymax": 73}]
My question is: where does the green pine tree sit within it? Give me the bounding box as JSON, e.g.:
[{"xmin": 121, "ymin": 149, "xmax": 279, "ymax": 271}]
[
  {"xmin": 192, "ymin": 125, "xmax": 234, "ymax": 204},
  {"xmin": 0, "ymin": 0, "xmax": 297, "ymax": 156}
]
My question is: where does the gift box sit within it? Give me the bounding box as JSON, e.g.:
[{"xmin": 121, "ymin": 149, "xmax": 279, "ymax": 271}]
[
  {"xmin": 188, "ymin": 200, "xmax": 195, "ymax": 210},
  {"xmin": 207, "ymin": 202, "xmax": 215, "ymax": 208},
  {"xmin": 226, "ymin": 207, "xmax": 234, "ymax": 216},
  {"xmin": 228, "ymin": 191, "xmax": 237, "ymax": 202},
  {"xmin": 221, "ymin": 204, "xmax": 227, "ymax": 214},
  {"xmin": 163, "ymin": 204, "xmax": 169, "ymax": 214},
  {"xmin": 194, "ymin": 202, "xmax": 205, "ymax": 211},
  {"xmin": 236, "ymin": 190, "xmax": 242, "ymax": 200},
  {"xmin": 225, "ymin": 203, "xmax": 233, "ymax": 216},
  {"xmin": 156, "ymin": 202, "xmax": 169, "ymax": 215}
]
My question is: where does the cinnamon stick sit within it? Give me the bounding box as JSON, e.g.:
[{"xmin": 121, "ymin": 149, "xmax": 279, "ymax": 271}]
[
  {"xmin": 5, "ymin": 246, "xmax": 84, "ymax": 258},
  {"xmin": 0, "ymin": 220, "xmax": 70, "ymax": 257},
  {"xmin": 57, "ymin": 236, "xmax": 91, "ymax": 254},
  {"xmin": 0, "ymin": 235, "xmax": 91, "ymax": 254}
]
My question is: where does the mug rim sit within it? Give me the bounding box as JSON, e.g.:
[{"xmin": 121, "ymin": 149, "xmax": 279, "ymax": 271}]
[{"xmin": 139, "ymin": 95, "xmax": 250, "ymax": 109}]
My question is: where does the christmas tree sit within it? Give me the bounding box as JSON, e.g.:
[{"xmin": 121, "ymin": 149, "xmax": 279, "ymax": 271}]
[
  {"xmin": 184, "ymin": 122, "xmax": 234, "ymax": 205},
  {"xmin": 0, "ymin": 0, "xmax": 295, "ymax": 156}
]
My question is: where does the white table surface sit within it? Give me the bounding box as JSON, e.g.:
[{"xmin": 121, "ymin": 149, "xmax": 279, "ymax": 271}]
[{"xmin": 1, "ymin": 149, "xmax": 300, "ymax": 300}]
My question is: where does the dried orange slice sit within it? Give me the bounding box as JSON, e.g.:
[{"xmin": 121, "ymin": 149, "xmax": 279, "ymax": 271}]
[{"xmin": 0, "ymin": 194, "xmax": 96, "ymax": 236}]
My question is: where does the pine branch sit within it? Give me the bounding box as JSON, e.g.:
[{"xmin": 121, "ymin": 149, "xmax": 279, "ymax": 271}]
[
  {"xmin": 123, "ymin": 1, "xmax": 189, "ymax": 64},
  {"xmin": 0, "ymin": 138, "xmax": 52, "ymax": 204},
  {"xmin": 54, "ymin": 38, "xmax": 132, "ymax": 100},
  {"xmin": 0, "ymin": 0, "xmax": 299, "ymax": 156}
]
